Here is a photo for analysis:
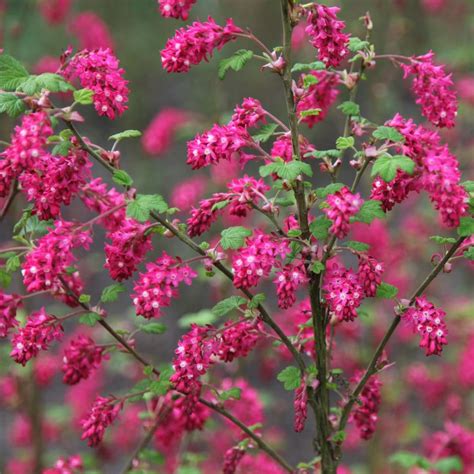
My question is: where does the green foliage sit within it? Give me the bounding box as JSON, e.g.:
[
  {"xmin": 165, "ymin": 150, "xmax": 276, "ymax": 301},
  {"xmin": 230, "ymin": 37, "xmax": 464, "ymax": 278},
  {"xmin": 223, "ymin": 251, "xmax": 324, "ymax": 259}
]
[
  {"xmin": 372, "ymin": 126, "xmax": 404, "ymax": 143},
  {"xmin": 126, "ymin": 194, "xmax": 168, "ymax": 222},
  {"xmin": 220, "ymin": 226, "xmax": 252, "ymax": 249},
  {"xmin": 464, "ymin": 246, "xmax": 474, "ymax": 260},
  {"xmin": 248, "ymin": 293, "xmax": 265, "ymax": 309},
  {"xmin": 315, "ymin": 183, "xmax": 344, "ymax": 199},
  {"xmin": 303, "ymin": 74, "xmax": 318, "ymax": 88},
  {"xmin": 389, "ymin": 451, "xmax": 431, "ymax": 469},
  {"xmin": 17, "ymin": 73, "xmax": 74, "ymax": 95},
  {"xmin": 260, "ymin": 159, "xmax": 313, "ymax": 181},
  {"xmin": 252, "ymin": 123, "xmax": 278, "ymax": 143},
  {"xmin": 100, "ymin": 283, "xmax": 125, "ymax": 303},
  {"xmin": 178, "ymin": 309, "xmax": 217, "ymax": 328},
  {"xmin": 212, "ymin": 295, "xmax": 247, "ymax": 316},
  {"xmin": 218, "ymin": 49, "xmax": 254, "ymax": 79},
  {"xmin": 139, "ymin": 322, "xmax": 167, "ymax": 334},
  {"xmin": 376, "ymin": 282, "xmax": 399, "ymax": 299},
  {"xmin": 78, "ymin": 294, "xmax": 91, "ymax": 304},
  {"xmin": 277, "ymin": 366, "xmax": 301, "ymax": 390},
  {"xmin": 337, "ymin": 101, "xmax": 360, "ymax": 116},
  {"xmin": 351, "ymin": 200, "xmax": 384, "ymax": 224},
  {"xmin": 0, "ymin": 54, "xmax": 29, "ymax": 90},
  {"xmin": 218, "ymin": 387, "xmax": 242, "ymax": 401},
  {"xmin": 348, "ymin": 37, "xmax": 370, "ymax": 52},
  {"xmin": 311, "ymin": 261, "xmax": 325, "ymax": 274},
  {"xmin": 335, "ymin": 136, "xmax": 355, "ymax": 150},
  {"xmin": 345, "ymin": 241, "xmax": 370, "ymax": 252},
  {"xmin": 304, "ymin": 149, "xmax": 341, "ymax": 160},
  {"xmin": 371, "ymin": 154, "xmax": 415, "ymax": 182},
  {"xmin": 73, "ymin": 88, "xmax": 94, "ymax": 105},
  {"xmin": 309, "ymin": 217, "xmax": 332, "ymax": 240},
  {"xmin": 79, "ymin": 312, "xmax": 101, "ymax": 327},
  {"xmin": 299, "ymin": 108, "xmax": 321, "ymax": 118},
  {"xmin": 109, "ymin": 129, "xmax": 142, "ymax": 141},
  {"xmin": 291, "ymin": 61, "xmax": 325, "ymax": 72},
  {"xmin": 429, "ymin": 235, "xmax": 457, "ymax": 244},
  {"xmin": 113, "ymin": 169, "xmax": 134, "ymax": 187},
  {"xmin": 0, "ymin": 93, "xmax": 27, "ymax": 117},
  {"xmin": 457, "ymin": 216, "xmax": 474, "ymax": 237}
]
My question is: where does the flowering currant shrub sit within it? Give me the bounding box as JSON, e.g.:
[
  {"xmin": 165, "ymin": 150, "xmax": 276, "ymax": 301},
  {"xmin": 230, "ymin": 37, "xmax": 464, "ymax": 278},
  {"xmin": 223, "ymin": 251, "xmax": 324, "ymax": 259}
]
[{"xmin": 0, "ymin": 1, "xmax": 473, "ymax": 474}]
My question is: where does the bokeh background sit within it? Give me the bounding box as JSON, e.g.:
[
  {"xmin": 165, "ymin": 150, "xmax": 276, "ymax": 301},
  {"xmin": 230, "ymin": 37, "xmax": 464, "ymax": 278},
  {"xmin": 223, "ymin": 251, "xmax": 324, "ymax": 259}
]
[{"xmin": 0, "ymin": 0, "xmax": 473, "ymax": 473}]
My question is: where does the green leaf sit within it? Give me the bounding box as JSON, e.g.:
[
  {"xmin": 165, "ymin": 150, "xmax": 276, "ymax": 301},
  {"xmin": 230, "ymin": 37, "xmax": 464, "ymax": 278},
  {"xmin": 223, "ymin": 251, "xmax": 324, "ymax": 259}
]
[
  {"xmin": 0, "ymin": 269, "xmax": 12, "ymax": 288},
  {"xmin": 220, "ymin": 226, "xmax": 252, "ymax": 250},
  {"xmin": 464, "ymin": 246, "xmax": 474, "ymax": 260},
  {"xmin": 299, "ymin": 108, "xmax": 321, "ymax": 118},
  {"xmin": 457, "ymin": 216, "xmax": 474, "ymax": 237},
  {"xmin": 79, "ymin": 312, "xmax": 101, "ymax": 327},
  {"xmin": 212, "ymin": 295, "xmax": 247, "ymax": 317},
  {"xmin": 332, "ymin": 430, "xmax": 347, "ymax": 442},
  {"xmin": 432, "ymin": 456, "xmax": 463, "ymax": 473},
  {"xmin": 5, "ymin": 255, "xmax": 20, "ymax": 273},
  {"xmin": 372, "ymin": 154, "xmax": 415, "ymax": 182},
  {"xmin": 0, "ymin": 93, "xmax": 26, "ymax": 117},
  {"xmin": 252, "ymin": 124, "xmax": 278, "ymax": 143},
  {"xmin": 78, "ymin": 294, "xmax": 91, "ymax": 304},
  {"xmin": 218, "ymin": 387, "xmax": 242, "ymax": 401},
  {"xmin": 311, "ymin": 261, "xmax": 325, "ymax": 274},
  {"xmin": 376, "ymin": 282, "xmax": 398, "ymax": 299},
  {"xmin": 389, "ymin": 451, "xmax": 430, "ymax": 469},
  {"xmin": 348, "ymin": 37, "xmax": 370, "ymax": 52},
  {"xmin": 351, "ymin": 200, "xmax": 384, "ymax": 224},
  {"xmin": 178, "ymin": 309, "xmax": 217, "ymax": 328},
  {"xmin": 73, "ymin": 88, "xmax": 94, "ymax": 105},
  {"xmin": 0, "ymin": 54, "xmax": 29, "ymax": 90},
  {"xmin": 372, "ymin": 126, "xmax": 404, "ymax": 143},
  {"xmin": 17, "ymin": 73, "xmax": 74, "ymax": 95},
  {"xmin": 304, "ymin": 149, "xmax": 341, "ymax": 160},
  {"xmin": 309, "ymin": 217, "xmax": 332, "ymax": 240},
  {"xmin": 139, "ymin": 322, "xmax": 167, "ymax": 334},
  {"xmin": 248, "ymin": 293, "xmax": 266, "ymax": 309},
  {"xmin": 211, "ymin": 199, "xmax": 229, "ymax": 212},
  {"xmin": 336, "ymin": 136, "xmax": 355, "ymax": 150},
  {"xmin": 315, "ymin": 183, "xmax": 344, "ymax": 199},
  {"xmin": 337, "ymin": 101, "xmax": 360, "ymax": 116},
  {"xmin": 277, "ymin": 366, "xmax": 301, "ymax": 390},
  {"xmin": 303, "ymin": 74, "xmax": 319, "ymax": 88},
  {"xmin": 52, "ymin": 140, "xmax": 72, "ymax": 156},
  {"xmin": 126, "ymin": 194, "xmax": 168, "ymax": 222},
  {"xmin": 345, "ymin": 241, "xmax": 370, "ymax": 252},
  {"xmin": 139, "ymin": 449, "xmax": 164, "ymax": 465},
  {"xmin": 429, "ymin": 235, "xmax": 457, "ymax": 244},
  {"xmin": 113, "ymin": 169, "xmax": 134, "ymax": 187},
  {"xmin": 218, "ymin": 49, "xmax": 254, "ymax": 80},
  {"xmin": 461, "ymin": 180, "xmax": 474, "ymax": 192},
  {"xmin": 109, "ymin": 129, "xmax": 142, "ymax": 141},
  {"xmin": 291, "ymin": 61, "xmax": 326, "ymax": 73},
  {"xmin": 259, "ymin": 160, "xmax": 313, "ymax": 181},
  {"xmin": 100, "ymin": 283, "xmax": 125, "ymax": 303}
]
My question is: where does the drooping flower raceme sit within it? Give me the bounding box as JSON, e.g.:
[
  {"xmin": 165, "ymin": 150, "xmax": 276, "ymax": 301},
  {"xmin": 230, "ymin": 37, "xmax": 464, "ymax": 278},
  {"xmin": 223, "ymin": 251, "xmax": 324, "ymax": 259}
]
[
  {"xmin": 68, "ymin": 11, "xmax": 115, "ymax": 51},
  {"xmin": 63, "ymin": 48, "xmax": 129, "ymax": 119},
  {"xmin": 157, "ymin": 0, "xmax": 197, "ymax": 20},
  {"xmin": 357, "ymin": 255, "xmax": 384, "ymax": 298},
  {"xmin": 0, "ymin": 292, "xmax": 21, "ymax": 338},
  {"xmin": 305, "ymin": 3, "xmax": 350, "ymax": 68},
  {"xmin": 161, "ymin": 18, "xmax": 242, "ymax": 73},
  {"xmin": 231, "ymin": 97, "xmax": 266, "ymax": 129},
  {"xmin": 294, "ymin": 380, "xmax": 308, "ymax": 432},
  {"xmin": 403, "ymin": 296, "xmax": 448, "ymax": 356},
  {"xmin": 131, "ymin": 252, "xmax": 197, "ymax": 319},
  {"xmin": 274, "ymin": 264, "xmax": 309, "ymax": 309}
]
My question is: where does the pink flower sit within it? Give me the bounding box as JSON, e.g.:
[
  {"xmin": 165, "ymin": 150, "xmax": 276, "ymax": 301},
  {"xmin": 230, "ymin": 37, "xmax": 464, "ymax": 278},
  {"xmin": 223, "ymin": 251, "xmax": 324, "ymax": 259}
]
[
  {"xmin": 131, "ymin": 252, "xmax": 197, "ymax": 319},
  {"xmin": 39, "ymin": 0, "xmax": 72, "ymax": 25},
  {"xmin": 323, "ymin": 263, "xmax": 364, "ymax": 322},
  {"xmin": 216, "ymin": 318, "xmax": 262, "ymax": 362},
  {"xmin": 69, "ymin": 12, "xmax": 114, "ymax": 50},
  {"xmin": 403, "ymin": 296, "xmax": 448, "ymax": 356},
  {"xmin": 10, "ymin": 308, "xmax": 63, "ymax": 366},
  {"xmin": 32, "ymin": 55, "xmax": 61, "ymax": 74},
  {"xmin": 187, "ymin": 123, "xmax": 250, "ymax": 169},
  {"xmin": 457, "ymin": 75, "xmax": 474, "ymax": 106},
  {"xmin": 370, "ymin": 171, "xmax": 419, "ymax": 212},
  {"xmin": 274, "ymin": 264, "xmax": 308, "ymax": 309},
  {"xmin": 157, "ymin": 0, "xmax": 197, "ymax": 20},
  {"xmin": 458, "ymin": 334, "xmax": 474, "ymax": 389},
  {"xmin": 349, "ymin": 371, "xmax": 382, "ymax": 440},
  {"xmin": 270, "ymin": 133, "xmax": 315, "ymax": 162},
  {"xmin": 63, "ymin": 48, "xmax": 128, "ymax": 119},
  {"xmin": 294, "ymin": 380, "xmax": 308, "ymax": 432},
  {"xmin": 421, "ymin": 0, "xmax": 447, "ymax": 13},
  {"xmin": 305, "ymin": 4, "xmax": 350, "ymax": 68},
  {"xmin": 80, "ymin": 396, "xmax": 122, "ymax": 447},
  {"xmin": 62, "ymin": 335, "xmax": 105, "ymax": 385},
  {"xmin": 161, "ymin": 18, "xmax": 242, "ymax": 73},
  {"xmin": 104, "ymin": 218, "xmax": 153, "ymax": 281},
  {"xmin": 232, "ymin": 232, "xmax": 290, "ymax": 289},
  {"xmin": 401, "ymin": 51, "xmax": 457, "ymax": 128},
  {"xmin": 291, "ymin": 21, "xmax": 308, "ymax": 50},
  {"xmin": 43, "ymin": 455, "xmax": 83, "ymax": 474},
  {"xmin": 142, "ymin": 108, "xmax": 190, "ymax": 156},
  {"xmin": 323, "ymin": 187, "xmax": 363, "ymax": 239},
  {"xmin": 357, "ymin": 255, "xmax": 384, "ymax": 297},
  {"xmin": 296, "ymin": 70, "xmax": 340, "ymax": 127},
  {"xmin": 223, "ymin": 447, "xmax": 246, "ymax": 474},
  {"xmin": 231, "ymin": 98, "xmax": 266, "ymax": 129},
  {"xmin": 171, "ymin": 176, "xmax": 207, "ymax": 210},
  {"xmin": 0, "ymin": 292, "xmax": 21, "ymax": 338}
]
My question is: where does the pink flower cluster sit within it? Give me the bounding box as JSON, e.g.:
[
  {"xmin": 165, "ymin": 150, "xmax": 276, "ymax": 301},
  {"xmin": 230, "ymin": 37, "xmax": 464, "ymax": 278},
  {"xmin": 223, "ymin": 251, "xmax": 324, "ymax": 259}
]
[
  {"xmin": 171, "ymin": 176, "xmax": 207, "ymax": 211},
  {"xmin": 274, "ymin": 264, "xmax": 308, "ymax": 309},
  {"xmin": 270, "ymin": 134, "xmax": 315, "ymax": 162},
  {"xmin": 187, "ymin": 175, "xmax": 270, "ymax": 237},
  {"xmin": 232, "ymin": 232, "xmax": 290, "ymax": 289},
  {"xmin": 305, "ymin": 4, "xmax": 350, "ymax": 68},
  {"xmin": 0, "ymin": 292, "xmax": 21, "ymax": 338},
  {"xmin": 357, "ymin": 255, "xmax": 384, "ymax": 297},
  {"xmin": 62, "ymin": 335, "xmax": 105, "ymax": 385},
  {"xmin": 350, "ymin": 372, "xmax": 382, "ymax": 440},
  {"xmin": 403, "ymin": 296, "xmax": 448, "ymax": 356},
  {"xmin": 63, "ymin": 48, "xmax": 128, "ymax": 119},
  {"xmin": 401, "ymin": 51, "xmax": 457, "ymax": 128},
  {"xmin": 223, "ymin": 447, "xmax": 246, "ymax": 474},
  {"xmin": 39, "ymin": 0, "xmax": 72, "ymax": 25},
  {"xmin": 323, "ymin": 187, "xmax": 363, "ymax": 239},
  {"xmin": 158, "ymin": 0, "xmax": 197, "ymax": 20},
  {"xmin": 80, "ymin": 396, "xmax": 122, "ymax": 447},
  {"xmin": 323, "ymin": 263, "xmax": 364, "ymax": 322},
  {"xmin": 131, "ymin": 252, "xmax": 197, "ymax": 319},
  {"xmin": 43, "ymin": 455, "xmax": 83, "ymax": 474},
  {"xmin": 104, "ymin": 218, "xmax": 153, "ymax": 281},
  {"xmin": 216, "ymin": 318, "xmax": 263, "ymax": 362},
  {"xmin": 161, "ymin": 18, "xmax": 242, "ymax": 73},
  {"xmin": 294, "ymin": 380, "xmax": 308, "ymax": 432},
  {"xmin": 231, "ymin": 98, "xmax": 266, "ymax": 129},
  {"xmin": 142, "ymin": 108, "xmax": 190, "ymax": 156},
  {"xmin": 22, "ymin": 220, "xmax": 92, "ymax": 302},
  {"xmin": 10, "ymin": 308, "xmax": 63, "ymax": 366},
  {"xmin": 296, "ymin": 70, "xmax": 340, "ymax": 127},
  {"xmin": 69, "ymin": 12, "xmax": 115, "ymax": 51}
]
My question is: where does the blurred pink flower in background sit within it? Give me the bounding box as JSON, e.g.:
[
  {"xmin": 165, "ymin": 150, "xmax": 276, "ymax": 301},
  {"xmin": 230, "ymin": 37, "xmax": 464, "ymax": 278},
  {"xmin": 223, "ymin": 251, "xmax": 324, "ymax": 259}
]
[{"xmin": 69, "ymin": 12, "xmax": 114, "ymax": 50}]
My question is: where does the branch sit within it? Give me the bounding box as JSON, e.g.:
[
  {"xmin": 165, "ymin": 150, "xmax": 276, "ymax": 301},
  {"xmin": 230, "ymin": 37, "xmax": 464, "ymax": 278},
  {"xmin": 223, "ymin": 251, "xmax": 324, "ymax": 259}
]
[{"xmin": 335, "ymin": 235, "xmax": 467, "ymax": 455}]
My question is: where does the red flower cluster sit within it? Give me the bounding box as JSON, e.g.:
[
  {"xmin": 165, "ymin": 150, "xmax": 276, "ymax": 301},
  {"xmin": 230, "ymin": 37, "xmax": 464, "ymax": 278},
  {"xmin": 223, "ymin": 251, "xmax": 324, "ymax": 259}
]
[
  {"xmin": 294, "ymin": 380, "xmax": 308, "ymax": 432},
  {"xmin": 39, "ymin": 0, "xmax": 72, "ymax": 25},
  {"xmin": 161, "ymin": 18, "xmax": 242, "ymax": 73},
  {"xmin": 323, "ymin": 187, "xmax": 363, "ymax": 238},
  {"xmin": 132, "ymin": 252, "xmax": 197, "ymax": 319},
  {"xmin": 158, "ymin": 0, "xmax": 197, "ymax": 20},
  {"xmin": 43, "ymin": 455, "xmax": 83, "ymax": 474},
  {"xmin": 0, "ymin": 292, "xmax": 21, "ymax": 338},
  {"xmin": 223, "ymin": 447, "xmax": 246, "ymax": 474},
  {"xmin": 357, "ymin": 255, "xmax": 384, "ymax": 297},
  {"xmin": 231, "ymin": 97, "xmax": 266, "ymax": 129},
  {"xmin": 68, "ymin": 12, "xmax": 115, "ymax": 51},
  {"xmin": 274, "ymin": 264, "xmax": 308, "ymax": 309}
]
